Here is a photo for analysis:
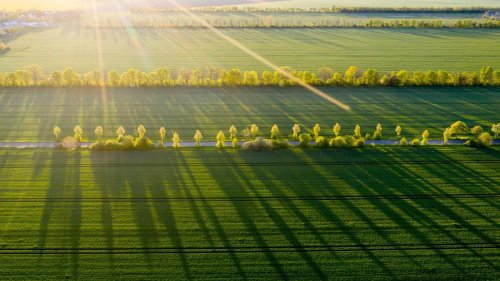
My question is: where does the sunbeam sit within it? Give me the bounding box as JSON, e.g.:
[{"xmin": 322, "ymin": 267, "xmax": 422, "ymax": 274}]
[{"xmin": 164, "ymin": 0, "xmax": 351, "ymax": 111}]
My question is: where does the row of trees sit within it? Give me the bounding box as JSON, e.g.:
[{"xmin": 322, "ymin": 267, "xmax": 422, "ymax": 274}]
[
  {"xmin": 54, "ymin": 121, "xmax": 498, "ymax": 151},
  {"xmin": 132, "ymin": 6, "xmax": 495, "ymax": 14},
  {"xmin": 83, "ymin": 18, "xmax": 500, "ymax": 29},
  {"xmin": 2, "ymin": 66, "xmax": 499, "ymax": 87}
]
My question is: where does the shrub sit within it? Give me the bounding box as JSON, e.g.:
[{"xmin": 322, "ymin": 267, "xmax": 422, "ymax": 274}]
[
  {"xmin": 330, "ymin": 136, "xmax": 347, "ymax": 148},
  {"xmin": 364, "ymin": 133, "xmax": 371, "ymax": 140},
  {"xmin": 216, "ymin": 131, "xmax": 225, "ymax": 149},
  {"xmin": 315, "ymin": 136, "xmax": 328, "ymax": 148},
  {"xmin": 411, "ymin": 138, "xmax": 420, "ymax": 146},
  {"xmin": 89, "ymin": 141, "xmax": 106, "ymax": 151},
  {"xmin": 232, "ymin": 138, "xmax": 239, "ymax": 148},
  {"xmin": 355, "ymin": 139, "xmax": 365, "ymax": 148},
  {"xmin": 61, "ymin": 136, "xmax": 78, "ymax": 150},
  {"xmin": 373, "ymin": 130, "xmax": 382, "ymax": 140},
  {"xmin": 400, "ymin": 137, "xmax": 409, "ymax": 146},
  {"xmin": 298, "ymin": 133, "xmax": 311, "ymax": 148},
  {"xmin": 242, "ymin": 137, "xmax": 273, "ymax": 151},
  {"xmin": 345, "ymin": 135, "xmax": 356, "ymax": 148},
  {"xmin": 134, "ymin": 137, "xmax": 154, "ymax": 150},
  {"xmin": 273, "ymin": 139, "xmax": 289, "ymax": 149},
  {"xmin": 478, "ymin": 132, "xmax": 492, "ymax": 147},
  {"xmin": 121, "ymin": 135, "xmax": 135, "ymax": 150},
  {"xmin": 471, "ymin": 125, "xmax": 483, "ymax": 137}
]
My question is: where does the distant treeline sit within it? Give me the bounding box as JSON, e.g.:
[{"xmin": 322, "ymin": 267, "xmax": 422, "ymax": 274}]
[
  {"xmin": 83, "ymin": 19, "xmax": 500, "ymax": 29},
  {"xmin": 1, "ymin": 66, "xmax": 499, "ymax": 87},
  {"xmin": 132, "ymin": 6, "xmax": 497, "ymax": 14}
]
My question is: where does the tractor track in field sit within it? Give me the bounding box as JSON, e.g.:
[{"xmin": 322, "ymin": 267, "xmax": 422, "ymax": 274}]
[
  {"xmin": 1, "ymin": 243, "xmax": 498, "ymax": 255},
  {"xmin": 1, "ymin": 193, "xmax": 497, "ymax": 203}
]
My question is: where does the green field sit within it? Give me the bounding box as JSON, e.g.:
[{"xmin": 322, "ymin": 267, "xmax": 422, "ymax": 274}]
[
  {"xmin": 1, "ymin": 28, "xmax": 500, "ymax": 73},
  {"xmin": 0, "ymin": 87, "xmax": 497, "ymax": 142},
  {"xmin": 0, "ymin": 147, "xmax": 497, "ymax": 280}
]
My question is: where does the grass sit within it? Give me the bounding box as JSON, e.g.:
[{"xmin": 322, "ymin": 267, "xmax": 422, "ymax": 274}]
[
  {"xmin": 1, "ymin": 28, "xmax": 500, "ymax": 73},
  {"xmin": 0, "ymin": 146, "xmax": 497, "ymax": 280},
  {"xmin": 0, "ymin": 87, "xmax": 498, "ymax": 142}
]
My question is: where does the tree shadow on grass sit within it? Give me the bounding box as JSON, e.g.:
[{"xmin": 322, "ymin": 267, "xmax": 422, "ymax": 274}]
[
  {"xmin": 198, "ymin": 150, "xmax": 289, "ymax": 280},
  {"xmin": 176, "ymin": 150, "xmax": 248, "ymax": 280},
  {"xmin": 38, "ymin": 150, "xmax": 82, "ymax": 279}
]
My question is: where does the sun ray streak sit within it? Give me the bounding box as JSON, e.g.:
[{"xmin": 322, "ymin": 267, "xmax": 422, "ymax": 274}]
[
  {"xmin": 90, "ymin": 0, "xmax": 108, "ymax": 123},
  {"xmin": 164, "ymin": 0, "xmax": 351, "ymax": 111}
]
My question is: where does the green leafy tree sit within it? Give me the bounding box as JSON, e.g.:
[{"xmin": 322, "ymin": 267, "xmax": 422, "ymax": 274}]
[
  {"xmin": 137, "ymin": 125, "xmax": 146, "ymax": 138},
  {"xmin": 271, "ymin": 124, "xmax": 280, "ymax": 140},
  {"xmin": 471, "ymin": 125, "xmax": 483, "ymax": 137},
  {"xmin": 292, "ymin": 124, "xmax": 301, "ymax": 140},
  {"xmin": 53, "ymin": 126, "xmax": 61, "ymax": 142},
  {"xmin": 172, "ymin": 132, "xmax": 181, "ymax": 148},
  {"xmin": 421, "ymin": 130, "xmax": 430, "ymax": 146},
  {"xmin": 443, "ymin": 127, "xmax": 451, "ymax": 145},
  {"xmin": 232, "ymin": 138, "xmax": 239, "ymax": 148},
  {"xmin": 395, "ymin": 125, "xmax": 402, "ymax": 138},
  {"xmin": 313, "ymin": 123, "xmax": 321, "ymax": 139},
  {"xmin": 73, "ymin": 125, "xmax": 83, "ymax": 143},
  {"xmin": 194, "ymin": 130, "xmax": 203, "ymax": 148},
  {"xmin": 479, "ymin": 66, "xmax": 494, "ymax": 86},
  {"xmin": 159, "ymin": 127, "xmax": 166, "ymax": 142},
  {"xmin": 344, "ymin": 66, "xmax": 358, "ymax": 85},
  {"xmin": 299, "ymin": 133, "xmax": 311, "ymax": 148},
  {"xmin": 449, "ymin": 121, "xmax": 469, "ymax": 137},
  {"xmin": 354, "ymin": 124, "xmax": 361, "ymax": 138},
  {"xmin": 333, "ymin": 123, "xmax": 341, "ymax": 137},
  {"xmin": 250, "ymin": 124, "xmax": 259, "ymax": 138},
  {"xmin": 229, "ymin": 125, "xmax": 237, "ymax": 140},
  {"xmin": 94, "ymin": 126, "xmax": 104, "ymax": 141},
  {"xmin": 116, "ymin": 126, "xmax": 126, "ymax": 140},
  {"xmin": 491, "ymin": 123, "xmax": 500, "ymax": 138},
  {"xmin": 478, "ymin": 132, "xmax": 492, "ymax": 147},
  {"xmin": 216, "ymin": 131, "xmax": 225, "ymax": 148}
]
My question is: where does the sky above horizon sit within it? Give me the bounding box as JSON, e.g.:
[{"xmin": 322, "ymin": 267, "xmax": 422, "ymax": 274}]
[{"xmin": 1, "ymin": 0, "xmax": 500, "ymax": 11}]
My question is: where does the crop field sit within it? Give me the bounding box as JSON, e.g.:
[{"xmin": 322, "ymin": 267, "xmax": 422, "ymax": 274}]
[
  {"xmin": 0, "ymin": 87, "xmax": 498, "ymax": 142},
  {"xmin": 1, "ymin": 28, "xmax": 500, "ymax": 73},
  {"xmin": 0, "ymin": 147, "xmax": 498, "ymax": 280}
]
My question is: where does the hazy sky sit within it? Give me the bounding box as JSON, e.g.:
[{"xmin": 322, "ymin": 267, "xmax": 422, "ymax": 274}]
[{"xmin": 1, "ymin": 0, "xmax": 499, "ymax": 11}]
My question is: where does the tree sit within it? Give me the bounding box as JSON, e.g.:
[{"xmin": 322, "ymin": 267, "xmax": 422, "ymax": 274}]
[
  {"xmin": 159, "ymin": 127, "xmax": 166, "ymax": 142},
  {"xmin": 479, "ymin": 66, "xmax": 494, "ymax": 86},
  {"xmin": 313, "ymin": 123, "xmax": 321, "ymax": 139},
  {"xmin": 250, "ymin": 124, "xmax": 259, "ymax": 138},
  {"xmin": 344, "ymin": 66, "xmax": 358, "ymax": 85},
  {"xmin": 443, "ymin": 127, "xmax": 451, "ymax": 145},
  {"xmin": 137, "ymin": 125, "xmax": 146, "ymax": 138},
  {"xmin": 53, "ymin": 126, "xmax": 61, "ymax": 142},
  {"xmin": 299, "ymin": 133, "xmax": 311, "ymax": 148},
  {"xmin": 373, "ymin": 123, "xmax": 383, "ymax": 140},
  {"xmin": 395, "ymin": 125, "xmax": 402, "ymax": 138},
  {"xmin": 292, "ymin": 124, "xmax": 301, "ymax": 140},
  {"xmin": 396, "ymin": 70, "xmax": 410, "ymax": 85},
  {"xmin": 491, "ymin": 123, "xmax": 500, "ymax": 138},
  {"xmin": 361, "ymin": 69, "xmax": 379, "ymax": 86},
  {"xmin": 108, "ymin": 70, "xmax": 120, "ymax": 87},
  {"xmin": 243, "ymin": 71, "xmax": 259, "ymax": 86},
  {"xmin": 61, "ymin": 136, "xmax": 78, "ymax": 150},
  {"xmin": 227, "ymin": 69, "xmax": 243, "ymax": 86},
  {"xmin": 229, "ymin": 125, "xmax": 237, "ymax": 140},
  {"xmin": 261, "ymin": 71, "xmax": 274, "ymax": 86},
  {"xmin": 471, "ymin": 125, "xmax": 483, "ymax": 137},
  {"xmin": 172, "ymin": 132, "xmax": 181, "ymax": 148},
  {"xmin": 73, "ymin": 125, "xmax": 83, "ymax": 143},
  {"xmin": 116, "ymin": 126, "xmax": 126, "ymax": 140},
  {"xmin": 25, "ymin": 65, "xmax": 45, "ymax": 86},
  {"xmin": 421, "ymin": 130, "xmax": 430, "ymax": 145},
  {"xmin": 478, "ymin": 132, "xmax": 492, "ymax": 147},
  {"xmin": 94, "ymin": 126, "xmax": 104, "ymax": 141},
  {"xmin": 333, "ymin": 123, "xmax": 341, "ymax": 137},
  {"xmin": 271, "ymin": 124, "xmax": 280, "ymax": 140},
  {"xmin": 449, "ymin": 121, "xmax": 469, "ymax": 137},
  {"xmin": 354, "ymin": 124, "xmax": 361, "ymax": 138},
  {"xmin": 232, "ymin": 137, "xmax": 239, "ymax": 148},
  {"xmin": 317, "ymin": 67, "xmax": 334, "ymax": 84},
  {"xmin": 216, "ymin": 131, "xmax": 225, "ymax": 148},
  {"xmin": 194, "ymin": 130, "xmax": 203, "ymax": 148}
]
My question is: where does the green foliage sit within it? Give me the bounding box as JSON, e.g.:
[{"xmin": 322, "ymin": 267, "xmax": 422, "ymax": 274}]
[
  {"xmin": 298, "ymin": 133, "xmax": 311, "ymax": 148},
  {"xmin": 449, "ymin": 121, "xmax": 469, "ymax": 136},
  {"xmin": 292, "ymin": 124, "xmax": 301, "ymax": 140},
  {"xmin": 329, "ymin": 136, "xmax": 347, "ymax": 148},
  {"xmin": 270, "ymin": 124, "xmax": 280, "ymax": 140},
  {"xmin": 134, "ymin": 137, "xmax": 155, "ymax": 150},
  {"xmin": 400, "ymin": 137, "xmax": 409, "ymax": 146},
  {"xmin": 315, "ymin": 136, "xmax": 328, "ymax": 148},
  {"xmin": 216, "ymin": 131, "xmax": 225, "ymax": 149},
  {"xmin": 232, "ymin": 138, "xmax": 239, "ymax": 149},
  {"xmin": 411, "ymin": 139, "xmax": 421, "ymax": 146},
  {"xmin": 471, "ymin": 125, "xmax": 484, "ymax": 137}
]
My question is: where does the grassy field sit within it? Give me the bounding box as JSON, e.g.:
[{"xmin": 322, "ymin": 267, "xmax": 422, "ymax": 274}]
[
  {"xmin": 0, "ymin": 147, "xmax": 497, "ymax": 280},
  {"xmin": 1, "ymin": 28, "xmax": 500, "ymax": 73},
  {"xmin": 0, "ymin": 87, "xmax": 497, "ymax": 142}
]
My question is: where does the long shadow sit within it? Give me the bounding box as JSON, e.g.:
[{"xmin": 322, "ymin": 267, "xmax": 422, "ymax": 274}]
[
  {"xmin": 199, "ymin": 150, "xmax": 289, "ymax": 280},
  {"xmin": 142, "ymin": 151, "xmax": 192, "ymax": 279},
  {"xmin": 118, "ymin": 152, "xmax": 159, "ymax": 268},
  {"xmin": 177, "ymin": 151, "xmax": 248, "ymax": 280},
  {"xmin": 69, "ymin": 151, "xmax": 82, "ymax": 279}
]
